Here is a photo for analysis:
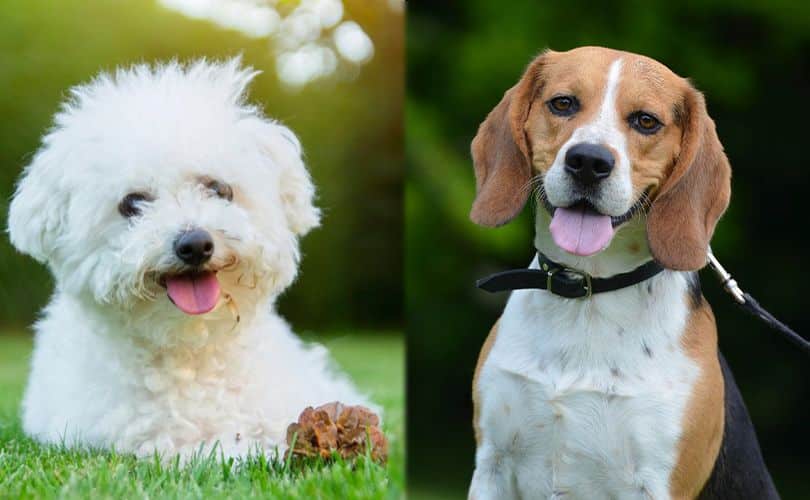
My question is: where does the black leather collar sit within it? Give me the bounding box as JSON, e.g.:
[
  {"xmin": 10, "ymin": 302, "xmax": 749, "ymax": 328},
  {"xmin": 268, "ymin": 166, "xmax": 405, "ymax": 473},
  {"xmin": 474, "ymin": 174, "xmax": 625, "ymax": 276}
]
[{"xmin": 476, "ymin": 253, "xmax": 665, "ymax": 298}]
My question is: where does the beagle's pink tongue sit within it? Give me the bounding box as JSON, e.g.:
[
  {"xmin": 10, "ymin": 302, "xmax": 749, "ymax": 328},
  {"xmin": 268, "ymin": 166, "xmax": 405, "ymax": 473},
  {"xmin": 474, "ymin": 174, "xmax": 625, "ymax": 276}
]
[
  {"xmin": 166, "ymin": 272, "xmax": 220, "ymax": 315},
  {"xmin": 549, "ymin": 206, "xmax": 614, "ymax": 256}
]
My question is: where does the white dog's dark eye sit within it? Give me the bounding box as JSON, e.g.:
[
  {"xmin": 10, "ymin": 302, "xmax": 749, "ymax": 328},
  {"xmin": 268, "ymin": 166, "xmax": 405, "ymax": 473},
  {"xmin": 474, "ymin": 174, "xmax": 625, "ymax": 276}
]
[
  {"xmin": 118, "ymin": 192, "xmax": 153, "ymax": 218},
  {"xmin": 202, "ymin": 178, "xmax": 233, "ymax": 202}
]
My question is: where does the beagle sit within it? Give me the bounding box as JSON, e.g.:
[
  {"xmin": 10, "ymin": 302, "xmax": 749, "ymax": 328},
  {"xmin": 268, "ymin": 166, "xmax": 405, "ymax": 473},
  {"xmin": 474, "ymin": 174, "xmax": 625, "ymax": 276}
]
[{"xmin": 468, "ymin": 47, "xmax": 778, "ymax": 499}]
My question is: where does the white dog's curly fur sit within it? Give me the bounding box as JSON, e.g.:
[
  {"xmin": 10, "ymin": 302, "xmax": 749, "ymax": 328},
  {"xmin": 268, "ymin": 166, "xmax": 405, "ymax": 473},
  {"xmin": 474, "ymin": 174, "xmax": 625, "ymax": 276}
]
[{"xmin": 7, "ymin": 58, "xmax": 369, "ymax": 459}]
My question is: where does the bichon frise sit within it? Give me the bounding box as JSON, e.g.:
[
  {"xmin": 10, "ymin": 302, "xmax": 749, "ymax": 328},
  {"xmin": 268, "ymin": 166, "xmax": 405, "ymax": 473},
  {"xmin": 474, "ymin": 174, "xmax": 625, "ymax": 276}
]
[{"xmin": 7, "ymin": 58, "xmax": 369, "ymax": 459}]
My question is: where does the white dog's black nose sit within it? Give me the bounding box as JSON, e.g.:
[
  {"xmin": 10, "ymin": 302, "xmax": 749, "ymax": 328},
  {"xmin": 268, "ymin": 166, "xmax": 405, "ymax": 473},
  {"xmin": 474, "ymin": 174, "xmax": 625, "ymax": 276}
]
[
  {"xmin": 565, "ymin": 143, "xmax": 615, "ymax": 186},
  {"xmin": 174, "ymin": 228, "xmax": 214, "ymax": 266}
]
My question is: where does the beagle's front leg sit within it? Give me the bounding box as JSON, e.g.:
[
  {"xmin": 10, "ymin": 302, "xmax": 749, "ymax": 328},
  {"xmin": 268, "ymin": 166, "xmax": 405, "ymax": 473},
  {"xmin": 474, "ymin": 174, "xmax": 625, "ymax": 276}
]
[
  {"xmin": 469, "ymin": 441, "xmax": 519, "ymax": 500},
  {"xmin": 470, "ymin": 321, "xmax": 518, "ymax": 499}
]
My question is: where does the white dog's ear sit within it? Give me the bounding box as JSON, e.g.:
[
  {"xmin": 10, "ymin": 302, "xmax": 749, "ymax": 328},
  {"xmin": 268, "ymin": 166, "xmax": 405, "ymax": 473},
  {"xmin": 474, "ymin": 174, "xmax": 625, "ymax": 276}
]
[
  {"xmin": 8, "ymin": 148, "xmax": 69, "ymax": 263},
  {"xmin": 255, "ymin": 121, "xmax": 320, "ymax": 235}
]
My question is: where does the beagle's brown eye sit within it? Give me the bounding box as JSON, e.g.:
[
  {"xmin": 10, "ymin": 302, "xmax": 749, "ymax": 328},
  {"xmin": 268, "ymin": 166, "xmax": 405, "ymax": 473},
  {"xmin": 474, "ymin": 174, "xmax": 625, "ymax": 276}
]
[
  {"xmin": 629, "ymin": 112, "xmax": 663, "ymax": 135},
  {"xmin": 202, "ymin": 178, "xmax": 233, "ymax": 201},
  {"xmin": 638, "ymin": 114, "xmax": 656, "ymax": 129},
  {"xmin": 118, "ymin": 192, "xmax": 153, "ymax": 218},
  {"xmin": 547, "ymin": 96, "xmax": 579, "ymax": 117}
]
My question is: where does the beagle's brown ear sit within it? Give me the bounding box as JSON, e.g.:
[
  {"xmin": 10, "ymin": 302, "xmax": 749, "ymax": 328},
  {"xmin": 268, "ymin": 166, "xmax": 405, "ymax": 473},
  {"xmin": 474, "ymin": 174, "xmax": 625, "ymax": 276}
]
[
  {"xmin": 647, "ymin": 85, "xmax": 731, "ymax": 271},
  {"xmin": 470, "ymin": 55, "xmax": 546, "ymax": 226}
]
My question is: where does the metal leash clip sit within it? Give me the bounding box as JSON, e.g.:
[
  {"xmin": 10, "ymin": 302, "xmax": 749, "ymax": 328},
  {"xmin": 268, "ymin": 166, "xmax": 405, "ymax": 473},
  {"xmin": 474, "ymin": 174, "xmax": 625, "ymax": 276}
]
[
  {"xmin": 706, "ymin": 246, "xmax": 745, "ymax": 304},
  {"xmin": 707, "ymin": 246, "xmax": 809, "ymax": 355}
]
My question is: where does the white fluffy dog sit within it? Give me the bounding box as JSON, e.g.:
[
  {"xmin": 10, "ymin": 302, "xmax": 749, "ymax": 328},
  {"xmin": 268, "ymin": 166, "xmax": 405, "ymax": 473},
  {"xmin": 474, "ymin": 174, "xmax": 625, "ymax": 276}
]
[{"xmin": 7, "ymin": 59, "xmax": 368, "ymax": 459}]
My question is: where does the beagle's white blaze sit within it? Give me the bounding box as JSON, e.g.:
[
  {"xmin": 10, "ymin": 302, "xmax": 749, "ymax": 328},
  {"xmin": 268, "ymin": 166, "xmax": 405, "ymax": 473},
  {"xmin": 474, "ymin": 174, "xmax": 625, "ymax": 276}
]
[{"xmin": 542, "ymin": 58, "xmax": 634, "ymax": 217}]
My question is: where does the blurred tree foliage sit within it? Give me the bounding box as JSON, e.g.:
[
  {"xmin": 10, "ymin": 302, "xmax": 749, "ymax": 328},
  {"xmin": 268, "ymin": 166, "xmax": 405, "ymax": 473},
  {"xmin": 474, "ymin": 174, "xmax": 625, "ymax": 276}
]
[
  {"xmin": 407, "ymin": 1, "xmax": 810, "ymax": 497},
  {"xmin": 0, "ymin": 0, "xmax": 403, "ymax": 331}
]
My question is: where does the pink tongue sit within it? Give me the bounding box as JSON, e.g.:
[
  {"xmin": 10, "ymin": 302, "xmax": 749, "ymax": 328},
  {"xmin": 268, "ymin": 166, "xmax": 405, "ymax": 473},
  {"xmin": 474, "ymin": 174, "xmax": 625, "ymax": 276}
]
[
  {"xmin": 165, "ymin": 272, "xmax": 221, "ymax": 315},
  {"xmin": 549, "ymin": 206, "xmax": 615, "ymax": 256}
]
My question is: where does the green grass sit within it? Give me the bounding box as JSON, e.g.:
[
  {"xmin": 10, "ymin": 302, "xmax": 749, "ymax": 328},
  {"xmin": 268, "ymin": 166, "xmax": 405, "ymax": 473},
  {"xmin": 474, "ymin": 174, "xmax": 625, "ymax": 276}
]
[{"xmin": 0, "ymin": 332, "xmax": 404, "ymax": 499}]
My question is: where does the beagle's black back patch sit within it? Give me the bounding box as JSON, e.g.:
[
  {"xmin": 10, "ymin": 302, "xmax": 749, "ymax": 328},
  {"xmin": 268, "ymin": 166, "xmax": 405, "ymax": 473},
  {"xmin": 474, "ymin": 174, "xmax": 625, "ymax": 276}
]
[{"xmin": 686, "ymin": 272, "xmax": 703, "ymax": 309}]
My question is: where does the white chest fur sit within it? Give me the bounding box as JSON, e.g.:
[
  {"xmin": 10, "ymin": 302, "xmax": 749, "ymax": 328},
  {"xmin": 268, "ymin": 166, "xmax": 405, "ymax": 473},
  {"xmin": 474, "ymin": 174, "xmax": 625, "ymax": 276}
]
[{"xmin": 472, "ymin": 262, "xmax": 698, "ymax": 500}]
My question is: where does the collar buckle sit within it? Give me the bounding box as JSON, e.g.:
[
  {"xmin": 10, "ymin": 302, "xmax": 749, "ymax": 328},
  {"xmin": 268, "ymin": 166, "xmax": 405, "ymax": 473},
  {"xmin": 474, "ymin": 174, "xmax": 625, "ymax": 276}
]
[{"xmin": 546, "ymin": 266, "xmax": 593, "ymax": 299}]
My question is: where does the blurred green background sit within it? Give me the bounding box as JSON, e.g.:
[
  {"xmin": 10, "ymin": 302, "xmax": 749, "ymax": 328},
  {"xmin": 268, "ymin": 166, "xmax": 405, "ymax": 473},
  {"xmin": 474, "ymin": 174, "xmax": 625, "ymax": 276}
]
[
  {"xmin": 407, "ymin": 1, "xmax": 810, "ymax": 498},
  {"xmin": 0, "ymin": 0, "xmax": 403, "ymax": 332}
]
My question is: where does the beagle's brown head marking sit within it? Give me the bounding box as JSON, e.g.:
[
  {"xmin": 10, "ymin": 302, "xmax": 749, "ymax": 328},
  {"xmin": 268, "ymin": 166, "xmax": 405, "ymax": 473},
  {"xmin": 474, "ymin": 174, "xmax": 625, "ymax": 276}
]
[{"xmin": 470, "ymin": 46, "xmax": 731, "ymax": 271}]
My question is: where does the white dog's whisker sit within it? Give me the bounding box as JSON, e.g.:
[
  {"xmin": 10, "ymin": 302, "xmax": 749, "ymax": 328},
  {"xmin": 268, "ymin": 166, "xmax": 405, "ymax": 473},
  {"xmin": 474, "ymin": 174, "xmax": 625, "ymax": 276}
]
[
  {"xmin": 220, "ymin": 255, "xmax": 239, "ymax": 271},
  {"xmin": 220, "ymin": 230, "xmax": 242, "ymax": 242},
  {"xmin": 236, "ymin": 271, "xmax": 258, "ymax": 290},
  {"xmin": 223, "ymin": 293, "xmax": 241, "ymax": 328}
]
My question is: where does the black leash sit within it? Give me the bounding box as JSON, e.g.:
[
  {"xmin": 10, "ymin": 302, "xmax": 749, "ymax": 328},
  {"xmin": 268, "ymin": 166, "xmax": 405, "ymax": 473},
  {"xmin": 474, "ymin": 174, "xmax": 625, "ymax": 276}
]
[
  {"xmin": 706, "ymin": 249, "xmax": 810, "ymax": 356},
  {"xmin": 476, "ymin": 249, "xmax": 809, "ymax": 356}
]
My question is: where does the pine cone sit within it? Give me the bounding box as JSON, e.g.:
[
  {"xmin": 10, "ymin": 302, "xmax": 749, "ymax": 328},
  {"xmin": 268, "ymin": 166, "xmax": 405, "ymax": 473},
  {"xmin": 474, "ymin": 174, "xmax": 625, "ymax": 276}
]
[{"xmin": 285, "ymin": 402, "xmax": 388, "ymax": 463}]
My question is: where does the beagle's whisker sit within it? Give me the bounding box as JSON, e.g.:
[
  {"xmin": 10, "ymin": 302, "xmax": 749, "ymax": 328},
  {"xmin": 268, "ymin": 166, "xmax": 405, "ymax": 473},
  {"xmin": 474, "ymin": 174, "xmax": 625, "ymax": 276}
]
[
  {"xmin": 534, "ymin": 182, "xmax": 548, "ymax": 204},
  {"xmin": 518, "ymin": 174, "xmax": 543, "ymax": 199},
  {"xmin": 523, "ymin": 175, "xmax": 546, "ymax": 208}
]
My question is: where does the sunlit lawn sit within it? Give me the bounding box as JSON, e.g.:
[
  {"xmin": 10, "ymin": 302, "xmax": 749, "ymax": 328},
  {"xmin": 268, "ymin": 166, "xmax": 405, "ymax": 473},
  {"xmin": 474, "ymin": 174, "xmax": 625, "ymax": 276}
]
[{"xmin": 0, "ymin": 332, "xmax": 403, "ymax": 499}]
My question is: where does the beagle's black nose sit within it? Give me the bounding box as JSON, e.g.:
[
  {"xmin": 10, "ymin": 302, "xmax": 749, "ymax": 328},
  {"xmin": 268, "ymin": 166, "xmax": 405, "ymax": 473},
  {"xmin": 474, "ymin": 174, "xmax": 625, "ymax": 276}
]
[
  {"xmin": 564, "ymin": 143, "xmax": 615, "ymax": 186},
  {"xmin": 174, "ymin": 228, "xmax": 214, "ymax": 266}
]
